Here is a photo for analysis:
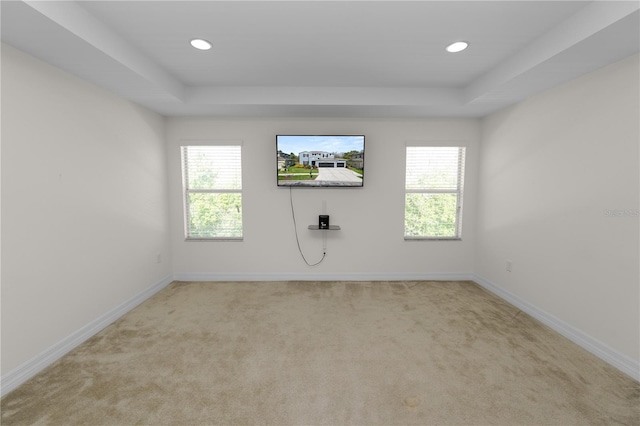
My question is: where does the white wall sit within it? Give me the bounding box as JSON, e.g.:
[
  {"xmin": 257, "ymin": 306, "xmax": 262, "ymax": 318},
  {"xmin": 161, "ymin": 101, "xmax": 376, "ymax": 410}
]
[
  {"xmin": 0, "ymin": 44, "xmax": 172, "ymax": 375},
  {"xmin": 4, "ymin": 39, "xmax": 636, "ymax": 388},
  {"xmin": 166, "ymin": 118, "xmax": 479, "ymax": 280},
  {"xmin": 476, "ymin": 54, "xmax": 640, "ymax": 366}
]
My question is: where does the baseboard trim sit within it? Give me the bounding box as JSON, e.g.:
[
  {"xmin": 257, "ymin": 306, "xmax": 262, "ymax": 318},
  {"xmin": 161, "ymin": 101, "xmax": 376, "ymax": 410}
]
[
  {"xmin": 0, "ymin": 274, "xmax": 174, "ymax": 398},
  {"xmin": 473, "ymin": 274, "xmax": 640, "ymax": 382},
  {"xmin": 173, "ymin": 272, "xmax": 475, "ymax": 282}
]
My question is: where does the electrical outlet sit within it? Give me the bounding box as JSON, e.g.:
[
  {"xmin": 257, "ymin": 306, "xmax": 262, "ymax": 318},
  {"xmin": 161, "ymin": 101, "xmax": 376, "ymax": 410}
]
[
  {"xmin": 156, "ymin": 253, "xmax": 162, "ymax": 264},
  {"xmin": 506, "ymin": 260, "xmax": 512, "ymax": 272}
]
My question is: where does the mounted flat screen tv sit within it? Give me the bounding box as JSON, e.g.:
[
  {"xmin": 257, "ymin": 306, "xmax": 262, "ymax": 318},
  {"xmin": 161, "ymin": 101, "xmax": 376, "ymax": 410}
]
[{"xmin": 277, "ymin": 135, "xmax": 365, "ymax": 187}]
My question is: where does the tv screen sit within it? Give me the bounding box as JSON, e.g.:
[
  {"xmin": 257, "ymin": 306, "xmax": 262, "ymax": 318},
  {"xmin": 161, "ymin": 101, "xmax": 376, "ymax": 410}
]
[{"xmin": 277, "ymin": 135, "xmax": 365, "ymax": 187}]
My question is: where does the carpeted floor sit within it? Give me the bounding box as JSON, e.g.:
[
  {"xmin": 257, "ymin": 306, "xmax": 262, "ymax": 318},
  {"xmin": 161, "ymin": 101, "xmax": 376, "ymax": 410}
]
[{"xmin": 1, "ymin": 281, "xmax": 639, "ymax": 425}]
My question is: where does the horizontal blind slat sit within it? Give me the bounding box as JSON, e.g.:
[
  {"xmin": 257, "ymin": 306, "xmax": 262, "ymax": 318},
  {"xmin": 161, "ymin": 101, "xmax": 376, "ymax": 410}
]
[
  {"xmin": 405, "ymin": 146, "xmax": 462, "ymax": 190},
  {"xmin": 183, "ymin": 146, "xmax": 242, "ymax": 190}
]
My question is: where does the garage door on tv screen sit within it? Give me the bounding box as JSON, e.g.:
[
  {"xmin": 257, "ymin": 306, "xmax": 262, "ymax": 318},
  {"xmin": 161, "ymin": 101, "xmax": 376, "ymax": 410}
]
[{"xmin": 276, "ymin": 135, "xmax": 365, "ymax": 187}]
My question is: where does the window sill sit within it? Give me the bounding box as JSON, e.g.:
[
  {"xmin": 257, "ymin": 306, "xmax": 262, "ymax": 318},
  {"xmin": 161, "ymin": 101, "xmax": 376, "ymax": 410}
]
[
  {"xmin": 404, "ymin": 237, "xmax": 462, "ymax": 241},
  {"xmin": 185, "ymin": 237, "xmax": 243, "ymax": 242}
]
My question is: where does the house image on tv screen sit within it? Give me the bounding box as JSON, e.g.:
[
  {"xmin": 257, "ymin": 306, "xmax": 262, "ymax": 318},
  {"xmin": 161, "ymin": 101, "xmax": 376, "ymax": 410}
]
[{"xmin": 299, "ymin": 151, "xmax": 347, "ymax": 168}]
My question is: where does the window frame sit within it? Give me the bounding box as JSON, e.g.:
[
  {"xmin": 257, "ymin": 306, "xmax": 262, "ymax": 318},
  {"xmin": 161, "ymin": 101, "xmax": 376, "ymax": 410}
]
[
  {"xmin": 404, "ymin": 143, "xmax": 466, "ymax": 241},
  {"xmin": 180, "ymin": 142, "xmax": 244, "ymax": 241}
]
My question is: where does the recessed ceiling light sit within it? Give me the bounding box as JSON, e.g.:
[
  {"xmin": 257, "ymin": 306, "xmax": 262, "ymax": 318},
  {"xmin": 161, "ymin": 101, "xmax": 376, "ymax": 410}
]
[
  {"xmin": 190, "ymin": 38, "xmax": 212, "ymax": 51},
  {"xmin": 446, "ymin": 41, "xmax": 469, "ymax": 53}
]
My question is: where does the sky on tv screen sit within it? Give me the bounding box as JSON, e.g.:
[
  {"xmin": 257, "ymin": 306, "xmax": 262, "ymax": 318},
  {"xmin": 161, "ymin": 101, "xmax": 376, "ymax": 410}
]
[{"xmin": 277, "ymin": 135, "xmax": 364, "ymax": 154}]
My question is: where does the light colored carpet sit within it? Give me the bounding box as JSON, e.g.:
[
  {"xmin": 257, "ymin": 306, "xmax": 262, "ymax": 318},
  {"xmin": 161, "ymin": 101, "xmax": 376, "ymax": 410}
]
[{"xmin": 1, "ymin": 281, "xmax": 638, "ymax": 425}]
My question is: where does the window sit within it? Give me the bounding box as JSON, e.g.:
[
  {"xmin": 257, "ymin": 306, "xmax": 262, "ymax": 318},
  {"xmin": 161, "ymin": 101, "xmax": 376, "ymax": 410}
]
[
  {"xmin": 181, "ymin": 144, "xmax": 243, "ymax": 240},
  {"xmin": 404, "ymin": 146, "xmax": 466, "ymax": 239}
]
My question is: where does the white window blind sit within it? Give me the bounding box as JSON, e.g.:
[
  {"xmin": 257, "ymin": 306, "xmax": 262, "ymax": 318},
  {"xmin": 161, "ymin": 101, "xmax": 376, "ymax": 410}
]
[
  {"xmin": 181, "ymin": 145, "xmax": 243, "ymax": 239},
  {"xmin": 405, "ymin": 146, "xmax": 465, "ymax": 239}
]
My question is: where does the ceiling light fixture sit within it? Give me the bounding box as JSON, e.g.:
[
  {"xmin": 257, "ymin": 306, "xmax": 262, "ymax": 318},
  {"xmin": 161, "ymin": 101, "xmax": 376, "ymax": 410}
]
[
  {"xmin": 190, "ymin": 38, "xmax": 212, "ymax": 51},
  {"xmin": 446, "ymin": 41, "xmax": 469, "ymax": 53}
]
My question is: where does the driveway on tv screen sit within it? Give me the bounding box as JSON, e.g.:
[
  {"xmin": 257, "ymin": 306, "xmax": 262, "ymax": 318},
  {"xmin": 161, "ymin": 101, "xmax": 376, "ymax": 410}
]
[{"xmin": 315, "ymin": 168, "xmax": 362, "ymax": 183}]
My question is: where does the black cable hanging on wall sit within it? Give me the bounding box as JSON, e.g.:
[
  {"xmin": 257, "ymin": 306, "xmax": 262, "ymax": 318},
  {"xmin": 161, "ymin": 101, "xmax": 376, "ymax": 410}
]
[{"xmin": 289, "ymin": 186, "xmax": 326, "ymax": 266}]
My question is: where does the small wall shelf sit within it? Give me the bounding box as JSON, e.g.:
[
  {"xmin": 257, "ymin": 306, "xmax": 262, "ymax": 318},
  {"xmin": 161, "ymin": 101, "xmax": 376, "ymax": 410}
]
[{"xmin": 308, "ymin": 225, "xmax": 341, "ymax": 230}]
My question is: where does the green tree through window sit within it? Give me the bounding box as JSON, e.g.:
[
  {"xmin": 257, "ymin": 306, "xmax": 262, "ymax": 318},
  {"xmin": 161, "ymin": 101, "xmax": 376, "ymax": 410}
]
[
  {"xmin": 182, "ymin": 145, "xmax": 243, "ymax": 239},
  {"xmin": 404, "ymin": 146, "xmax": 465, "ymax": 239}
]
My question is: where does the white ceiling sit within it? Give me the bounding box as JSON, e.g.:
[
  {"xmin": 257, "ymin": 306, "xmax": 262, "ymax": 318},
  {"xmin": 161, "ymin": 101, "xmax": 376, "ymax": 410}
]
[{"xmin": 2, "ymin": 1, "xmax": 638, "ymax": 118}]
